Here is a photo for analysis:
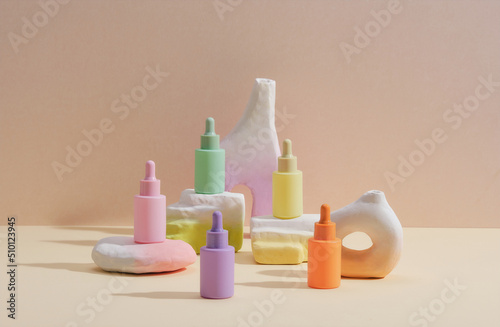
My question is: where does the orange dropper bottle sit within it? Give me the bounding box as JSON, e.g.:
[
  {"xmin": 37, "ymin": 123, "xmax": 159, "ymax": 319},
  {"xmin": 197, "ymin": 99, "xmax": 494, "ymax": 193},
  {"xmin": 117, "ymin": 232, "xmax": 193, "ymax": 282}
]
[{"xmin": 307, "ymin": 204, "xmax": 341, "ymax": 289}]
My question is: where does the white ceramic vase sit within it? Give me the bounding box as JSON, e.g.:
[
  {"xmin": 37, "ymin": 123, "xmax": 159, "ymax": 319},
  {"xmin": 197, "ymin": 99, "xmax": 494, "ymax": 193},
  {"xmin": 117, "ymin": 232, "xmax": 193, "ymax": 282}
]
[{"xmin": 331, "ymin": 190, "xmax": 403, "ymax": 278}]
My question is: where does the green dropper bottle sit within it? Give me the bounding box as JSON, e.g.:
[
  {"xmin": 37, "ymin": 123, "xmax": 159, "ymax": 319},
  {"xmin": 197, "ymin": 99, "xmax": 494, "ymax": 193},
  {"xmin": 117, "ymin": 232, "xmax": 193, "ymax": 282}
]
[{"xmin": 194, "ymin": 117, "xmax": 225, "ymax": 194}]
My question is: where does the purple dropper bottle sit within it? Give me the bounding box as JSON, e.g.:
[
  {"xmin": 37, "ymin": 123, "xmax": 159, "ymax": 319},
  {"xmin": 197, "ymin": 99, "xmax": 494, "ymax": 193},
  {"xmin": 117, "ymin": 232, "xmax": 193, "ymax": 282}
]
[{"xmin": 200, "ymin": 211, "xmax": 235, "ymax": 299}]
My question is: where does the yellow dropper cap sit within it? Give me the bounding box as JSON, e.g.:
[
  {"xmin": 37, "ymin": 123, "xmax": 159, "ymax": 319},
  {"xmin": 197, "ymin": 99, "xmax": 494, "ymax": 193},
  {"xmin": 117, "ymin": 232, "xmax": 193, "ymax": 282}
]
[{"xmin": 278, "ymin": 139, "xmax": 297, "ymax": 172}]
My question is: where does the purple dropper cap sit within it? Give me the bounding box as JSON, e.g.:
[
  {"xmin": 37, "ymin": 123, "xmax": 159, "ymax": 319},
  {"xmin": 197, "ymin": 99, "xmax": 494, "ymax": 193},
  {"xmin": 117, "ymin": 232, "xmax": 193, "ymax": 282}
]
[{"xmin": 206, "ymin": 211, "xmax": 228, "ymax": 248}]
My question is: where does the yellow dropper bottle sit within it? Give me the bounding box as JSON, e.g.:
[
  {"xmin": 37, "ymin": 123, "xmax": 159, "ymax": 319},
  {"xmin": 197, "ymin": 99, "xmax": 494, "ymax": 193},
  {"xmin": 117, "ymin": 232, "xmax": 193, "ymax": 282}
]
[{"xmin": 272, "ymin": 139, "xmax": 303, "ymax": 219}]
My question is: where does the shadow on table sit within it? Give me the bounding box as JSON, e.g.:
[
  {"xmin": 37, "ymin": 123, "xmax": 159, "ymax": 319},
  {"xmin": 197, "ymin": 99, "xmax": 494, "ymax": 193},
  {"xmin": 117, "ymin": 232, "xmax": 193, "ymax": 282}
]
[
  {"xmin": 114, "ymin": 291, "xmax": 201, "ymax": 300},
  {"xmin": 43, "ymin": 240, "xmax": 98, "ymax": 247},
  {"xmin": 341, "ymin": 276, "xmax": 384, "ymax": 280},
  {"xmin": 258, "ymin": 269, "xmax": 307, "ymax": 278},
  {"xmin": 258, "ymin": 269, "xmax": 403, "ymax": 281},
  {"xmin": 55, "ymin": 226, "xmax": 133, "ymax": 235},
  {"xmin": 235, "ymin": 251, "xmax": 256, "ymax": 265},
  {"xmin": 236, "ymin": 280, "xmax": 308, "ymax": 289},
  {"xmin": 21, "ymin": 262, "xmax": 188, "ymax": 277},
  {"xmin": 340, "ymin": 273, "xmax": 416, "ymax": 282},
  {"xmin": 21, "ymin": 262, "xmax": 108, "ymax": 275}
]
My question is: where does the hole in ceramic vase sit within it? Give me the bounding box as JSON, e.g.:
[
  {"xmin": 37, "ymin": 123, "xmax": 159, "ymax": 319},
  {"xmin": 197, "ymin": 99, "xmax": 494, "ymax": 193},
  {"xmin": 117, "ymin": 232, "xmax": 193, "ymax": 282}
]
[{"xmin": 342, "ymin": 232, "xmax": 373, "ymax": 250}]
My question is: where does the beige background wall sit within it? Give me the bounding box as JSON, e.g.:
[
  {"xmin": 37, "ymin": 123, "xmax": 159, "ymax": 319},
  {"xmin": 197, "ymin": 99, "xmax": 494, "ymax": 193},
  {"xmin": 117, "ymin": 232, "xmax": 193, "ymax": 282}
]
[{"xmin": 1, "ymin": 0, "xmax": 499, "ymax": 227}]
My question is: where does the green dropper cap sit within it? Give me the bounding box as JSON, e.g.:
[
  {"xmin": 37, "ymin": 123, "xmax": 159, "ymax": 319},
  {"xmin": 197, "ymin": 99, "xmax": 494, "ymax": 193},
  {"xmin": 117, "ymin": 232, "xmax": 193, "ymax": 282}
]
[{"xmin": 201, "ymin": 117, "xmax": 220, "ymax": 149}]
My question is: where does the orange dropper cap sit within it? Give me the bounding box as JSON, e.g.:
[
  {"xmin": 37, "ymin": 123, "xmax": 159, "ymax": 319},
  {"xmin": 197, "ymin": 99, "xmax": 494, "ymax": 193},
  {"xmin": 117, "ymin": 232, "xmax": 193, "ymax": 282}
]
[{"xmin": 314, "ymin": 204, "xmax": 336, "ymax": 240}]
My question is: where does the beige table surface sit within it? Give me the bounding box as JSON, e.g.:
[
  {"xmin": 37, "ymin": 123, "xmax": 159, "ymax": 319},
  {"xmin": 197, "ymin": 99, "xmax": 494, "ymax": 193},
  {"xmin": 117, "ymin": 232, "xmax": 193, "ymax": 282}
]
[{"xmin": 0, "ymin": 226, "xmax": 498, "ymax": 327}]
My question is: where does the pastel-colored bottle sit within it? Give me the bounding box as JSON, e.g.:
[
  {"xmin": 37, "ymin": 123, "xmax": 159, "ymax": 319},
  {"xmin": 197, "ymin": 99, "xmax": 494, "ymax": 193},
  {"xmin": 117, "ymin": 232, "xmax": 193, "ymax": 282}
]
[
  {"xmin": 200, "ymin": 211, "xmax": 234, "ymax": 299},
  {"xmin": 308, "ymin": 204, "xmax": 341, "ymax": 289},
  {"xmin": 272, "ymin": 139, "xmax": 303, "ymax": 219},
  {"xmin": 134, "ymin": 160, "xmax": 166, "ymax": 243},
  {"xmin": 195, "ymin": 117, "xmax": 225, "ymax": 194}
]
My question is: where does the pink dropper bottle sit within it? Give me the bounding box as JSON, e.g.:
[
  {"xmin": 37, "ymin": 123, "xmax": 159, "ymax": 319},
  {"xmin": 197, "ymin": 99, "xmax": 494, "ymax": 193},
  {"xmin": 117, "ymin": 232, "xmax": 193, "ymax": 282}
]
[{"xmin": 134, "ymin": 160, "xmax": 166, "ymax": 243}]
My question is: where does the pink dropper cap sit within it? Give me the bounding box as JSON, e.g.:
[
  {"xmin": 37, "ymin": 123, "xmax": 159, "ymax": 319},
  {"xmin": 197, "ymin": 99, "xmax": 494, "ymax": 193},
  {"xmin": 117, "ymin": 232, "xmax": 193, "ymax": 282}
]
[
  {"xmin": 140, "ymin": 161, "xmax": 161, "ymax": 196},
  {"xmin": 134, "ymin": 160, "xmax": 166, "ymax": 244}
]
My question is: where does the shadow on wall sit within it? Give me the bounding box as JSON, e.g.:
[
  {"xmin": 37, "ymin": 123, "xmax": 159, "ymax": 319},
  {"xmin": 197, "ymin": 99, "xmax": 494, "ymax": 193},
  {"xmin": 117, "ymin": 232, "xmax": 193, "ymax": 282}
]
[{"xmin": 231, "ymin": 184, "xmax": 253, "ymax": 226}]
